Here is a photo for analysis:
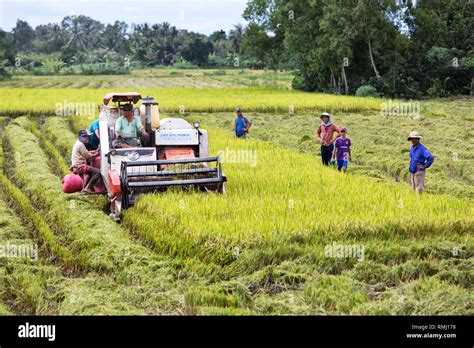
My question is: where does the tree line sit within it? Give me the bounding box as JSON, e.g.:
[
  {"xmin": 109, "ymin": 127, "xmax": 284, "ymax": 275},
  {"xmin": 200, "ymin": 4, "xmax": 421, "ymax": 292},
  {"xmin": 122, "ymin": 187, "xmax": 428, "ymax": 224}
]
[
  {"xmin": 243, "ymin": 0, "xmax": 472, "ymax": 98},
  {"xmin": 0, "ymin": 16, "xmax": 249, "ymax": 74},
  {"xmin": 0, "ymin": 0, "xmax": 472, "ymax": 98}
]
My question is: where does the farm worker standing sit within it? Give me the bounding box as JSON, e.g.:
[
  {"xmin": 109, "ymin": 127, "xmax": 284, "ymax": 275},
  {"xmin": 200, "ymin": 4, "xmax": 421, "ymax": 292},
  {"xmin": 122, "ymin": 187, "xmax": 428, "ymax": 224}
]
[
  {"xmin": 113, "ymin": 103, "xmax": 149, "ymax": 148},
  {"xmin": 70, "ymin": 130, "xmax": 101, "ymax": 192},
  {"xmin": 408, "ymin": 131, "xmax": 434, "ymax": 194},
  {"xmin": 233, "ymin": 108, "xmax": 252, "ymax": 138},
  {"xmin": 88, "ymin": 119, "xmax": 100, "ymax": 150},
  {"xmin": 316, "ymin": 112, "xmax": 340, "ymax": 166},
  {"xmin": 333, "ymin": 127, "xmax": 351, "ymax": 172}
]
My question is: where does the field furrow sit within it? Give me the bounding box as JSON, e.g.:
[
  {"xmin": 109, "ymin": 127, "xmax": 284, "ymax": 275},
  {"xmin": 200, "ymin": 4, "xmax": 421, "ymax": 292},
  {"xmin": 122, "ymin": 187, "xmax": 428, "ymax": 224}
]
[
  {"xmin": 2, "ymin": 118, "xmax": 166, "ymax": 271},
  {"xmin": 0, "ymin": 123, "xmax": 167, "ymax": 315},
  {"xmin": 3, "ymin": 116, "xmax": 267, "ymax": 314}
]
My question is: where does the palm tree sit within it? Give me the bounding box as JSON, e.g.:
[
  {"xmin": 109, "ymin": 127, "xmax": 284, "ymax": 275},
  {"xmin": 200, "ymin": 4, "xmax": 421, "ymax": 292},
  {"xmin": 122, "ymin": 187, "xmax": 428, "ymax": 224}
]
[{"xmin": 229, "ymin": 24, "xmax": 244, "ymax": 54}]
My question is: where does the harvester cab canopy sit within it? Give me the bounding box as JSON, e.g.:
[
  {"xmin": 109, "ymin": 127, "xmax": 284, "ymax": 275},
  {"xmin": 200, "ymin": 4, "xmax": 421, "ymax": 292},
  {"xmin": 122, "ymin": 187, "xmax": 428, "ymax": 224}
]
[{"xmin": 103, "ymin": 92, "xmax": 142, "ymax": 106}]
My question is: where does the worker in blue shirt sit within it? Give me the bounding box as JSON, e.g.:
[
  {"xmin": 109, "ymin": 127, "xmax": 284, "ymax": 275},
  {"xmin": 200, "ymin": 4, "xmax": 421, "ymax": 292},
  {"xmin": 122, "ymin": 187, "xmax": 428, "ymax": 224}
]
[
  {"xmin": 88, "ymin": 119, "xmax": 100, "ymax": 150},
  {"xmin": 407, "ymin": 131, "xmax": 434, "ymax": 194},
  {"xmin": 233, "ymin": 108, "xmax": 252, "ymax": 138}
]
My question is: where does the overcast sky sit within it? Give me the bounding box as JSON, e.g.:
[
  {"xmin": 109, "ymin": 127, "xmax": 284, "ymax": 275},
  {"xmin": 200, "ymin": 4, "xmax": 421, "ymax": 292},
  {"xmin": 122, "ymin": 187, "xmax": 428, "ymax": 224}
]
[{"xmin": 0, "ymin": 0, "xmax": 248, "ymax": 34}]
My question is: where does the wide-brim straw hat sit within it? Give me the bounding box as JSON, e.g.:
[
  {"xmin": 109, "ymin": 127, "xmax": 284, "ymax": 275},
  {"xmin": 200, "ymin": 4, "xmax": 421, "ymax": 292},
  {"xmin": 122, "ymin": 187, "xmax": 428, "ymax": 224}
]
[{"xmin": 407, "ymin": 131, "xmax": 422, "ymax": 140}]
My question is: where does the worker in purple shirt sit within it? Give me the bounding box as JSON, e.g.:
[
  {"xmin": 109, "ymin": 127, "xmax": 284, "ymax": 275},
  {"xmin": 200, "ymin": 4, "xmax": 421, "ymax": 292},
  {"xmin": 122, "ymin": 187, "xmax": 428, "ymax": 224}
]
[
  {"xmin": 407, "ymin": 131, "xmax": 434, "ymax": 194},
  {"xmin": 333, "ymin": 127, "xmax": 351, "ymax": 172}
]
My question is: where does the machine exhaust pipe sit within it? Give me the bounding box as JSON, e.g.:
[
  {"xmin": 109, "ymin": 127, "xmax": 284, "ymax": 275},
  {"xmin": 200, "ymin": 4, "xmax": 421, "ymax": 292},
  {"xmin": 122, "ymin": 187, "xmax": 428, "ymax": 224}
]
[{"xmin": 141, "ymin": 96, "xmax": 157, "ymax": 147}]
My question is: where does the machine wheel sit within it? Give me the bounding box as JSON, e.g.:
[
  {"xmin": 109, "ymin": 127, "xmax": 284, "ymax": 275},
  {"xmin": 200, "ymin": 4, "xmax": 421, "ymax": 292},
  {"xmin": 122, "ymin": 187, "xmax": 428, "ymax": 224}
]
[{"xmin": 109, "ymin": 197, "xmax": 122, "ymax": 222}]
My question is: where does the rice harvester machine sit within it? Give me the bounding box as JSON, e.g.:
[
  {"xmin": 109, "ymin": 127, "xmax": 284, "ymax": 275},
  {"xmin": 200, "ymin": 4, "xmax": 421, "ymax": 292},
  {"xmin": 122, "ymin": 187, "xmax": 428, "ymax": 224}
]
[{"xmin": 65, "ymin": 92, "xmax": 226, "ymax": 220}]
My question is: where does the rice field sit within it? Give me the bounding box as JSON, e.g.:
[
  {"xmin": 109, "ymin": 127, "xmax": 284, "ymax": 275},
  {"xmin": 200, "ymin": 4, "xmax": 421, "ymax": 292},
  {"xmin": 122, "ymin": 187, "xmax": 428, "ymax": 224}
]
[
  {"xmin": 0, "ymin": 87, "xmax": 383, "ymax": 116},
  {"xmin": 0, "ymin": 68, "xmax": 294, "ymax": 89},
  {"xmin": 0, "ymin": 71, "xmax": 472, "ymax": 315},
  {"xmin": 76, "ymin": 115, "xmax": 474, "ymax": 314},
  {"xmin": 123, "ymin": 129, "xmax": 471, "ymax": 260},
  {"xmin": 184, "ymin": 109, "xmax": 474, "ymax": 199}
]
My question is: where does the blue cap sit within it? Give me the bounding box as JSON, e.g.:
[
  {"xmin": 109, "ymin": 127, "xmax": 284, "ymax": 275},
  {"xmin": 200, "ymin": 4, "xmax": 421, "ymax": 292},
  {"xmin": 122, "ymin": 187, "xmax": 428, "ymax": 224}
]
[
  {"xmin": 78, "ymin": 130, "xmax": 90, "ymax": 137},
  {"xmin": 235, "ymin": 108, "xmax": 242, "ymax": 113}
]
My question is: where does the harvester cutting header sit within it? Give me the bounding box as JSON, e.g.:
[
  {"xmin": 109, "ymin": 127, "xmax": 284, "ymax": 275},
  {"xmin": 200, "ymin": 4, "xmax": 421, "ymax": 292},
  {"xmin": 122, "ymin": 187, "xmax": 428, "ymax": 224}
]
[{"xmin": 63, "ymin": 92, "xmax": 226, "ymax": 220}]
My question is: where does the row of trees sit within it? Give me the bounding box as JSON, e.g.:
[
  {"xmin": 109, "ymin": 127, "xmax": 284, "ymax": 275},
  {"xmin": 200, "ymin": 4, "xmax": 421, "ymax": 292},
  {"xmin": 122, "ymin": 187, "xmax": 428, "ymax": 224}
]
[
  {"xmin": 242, "ymin": 0, "xmax": 473, "ymax": 97},
  {"xmin": 0, "ymin": 16, "xmax": 250, "ymax": 73}
]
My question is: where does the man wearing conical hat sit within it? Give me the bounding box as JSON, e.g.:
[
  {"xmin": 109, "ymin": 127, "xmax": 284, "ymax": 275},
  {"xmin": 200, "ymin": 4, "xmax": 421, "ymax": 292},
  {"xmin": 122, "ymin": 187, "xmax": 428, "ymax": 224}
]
[
  {"xmin": 316, "ymin": 112, "xmax": 341, "ymax": 166},
  {"xmin": 407, "ymin": 131, "xmax": 434, "ymax": 194}
]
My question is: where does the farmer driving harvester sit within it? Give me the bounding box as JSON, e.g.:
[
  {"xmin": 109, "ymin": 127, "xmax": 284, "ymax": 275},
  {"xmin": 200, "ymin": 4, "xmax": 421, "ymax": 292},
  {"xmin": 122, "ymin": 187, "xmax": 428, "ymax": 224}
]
[
  {"xmin": 70, "ymin": 130, "xmax": 101, "ymax": 192},
  {"xmin": 113, "ymin": 103, "xmax": 149, "ymax": 148}
]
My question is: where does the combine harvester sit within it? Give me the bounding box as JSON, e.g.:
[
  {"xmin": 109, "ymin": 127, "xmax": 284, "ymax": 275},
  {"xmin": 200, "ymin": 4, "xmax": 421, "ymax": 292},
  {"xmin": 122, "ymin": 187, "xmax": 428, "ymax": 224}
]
[{"xmin": 63, "ymin": 92, "xmax": 226, "ymax": 220}]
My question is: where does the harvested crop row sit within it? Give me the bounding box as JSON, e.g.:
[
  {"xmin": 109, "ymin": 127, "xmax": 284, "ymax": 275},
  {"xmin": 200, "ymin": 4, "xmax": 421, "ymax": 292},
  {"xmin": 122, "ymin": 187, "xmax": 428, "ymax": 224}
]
[
  {"xmin": 30, "ymin": 121, "xmax": 70, "ymax": 176},
  {"xmin": 3, "ymin": 117, "xmax": 162, "ymax": 272},
  {"xmin": 0, "ymin": 87, "xmax": 384, "ymax": 117},
  {"xmin": 0, "ymin": 132, "xmax": 150, "ymax": 315},
  {"xmin": 0, "ymin": 171, "xmax": 75, "ymax": 267},
  {"xmin": 1, "ymin": 118, "xmax": 62, "ymax": 314},
  {"xmin": 0, "ymin": 185, "xmax": 50, "ymax": 314},
  {"xmin": 3, "ymin": 117, "xmax": 226, "ymax": 314},
  {"xmin": 70, "ymin": 115, "xmax": 93, "ymax": 138},
  {"xmin": 41, "ymin": 116, "xmax": 78, "ymax": 159}
]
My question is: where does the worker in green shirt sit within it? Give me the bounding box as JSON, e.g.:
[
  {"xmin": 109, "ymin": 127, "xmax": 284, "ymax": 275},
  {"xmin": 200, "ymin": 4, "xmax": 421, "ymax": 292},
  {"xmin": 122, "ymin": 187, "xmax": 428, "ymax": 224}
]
[{"xmin": 113, "ymin": 103, "xmax": 149, "ymax": 148}]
